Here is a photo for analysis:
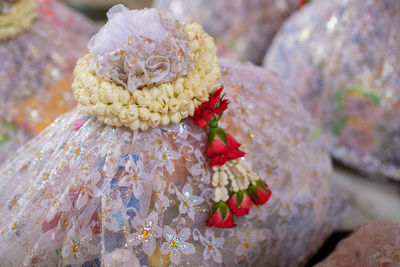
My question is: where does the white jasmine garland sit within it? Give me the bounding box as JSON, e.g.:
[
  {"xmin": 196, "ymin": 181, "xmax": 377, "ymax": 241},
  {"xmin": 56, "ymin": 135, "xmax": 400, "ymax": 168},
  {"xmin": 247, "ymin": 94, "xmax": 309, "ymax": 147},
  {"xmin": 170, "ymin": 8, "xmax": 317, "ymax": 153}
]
[
  {"xmin": 73, "ymin": 22, "xmax": 220, "ymax": 131},
  {"xmin": 210, "ymin": 159, "xmax": 260, "ymax": 202},
  {"xmin": 0, "ymin": 0, "xmax": 38, "ymax": 40}
]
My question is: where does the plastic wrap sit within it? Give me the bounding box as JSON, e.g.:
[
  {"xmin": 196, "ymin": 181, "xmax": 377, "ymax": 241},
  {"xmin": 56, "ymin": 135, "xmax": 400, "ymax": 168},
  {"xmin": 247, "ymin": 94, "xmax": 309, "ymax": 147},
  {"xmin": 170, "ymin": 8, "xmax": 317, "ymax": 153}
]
[
  {"xmin": 0, "ymin": 58, "xmax": 347, "ymax": 266},
  {"xmin": 265, "ymin": 0, "xmax": 400, "ymax": 180},
  {"xmin": 316, "ymin": 221, "xmax": 400, "ymax": 267},
  {"xmin": 0, "ymin": 0, "xmax": 97, "ymax": 163},
  {"xmin": 154, "ymin": 0, "xmax": 300, "ymax": 64}
]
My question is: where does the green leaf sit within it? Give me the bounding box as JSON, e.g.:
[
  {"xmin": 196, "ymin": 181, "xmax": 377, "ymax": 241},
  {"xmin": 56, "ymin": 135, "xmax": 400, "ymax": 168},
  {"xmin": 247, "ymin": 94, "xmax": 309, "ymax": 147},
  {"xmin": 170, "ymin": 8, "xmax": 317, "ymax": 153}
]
[
  {"xmin": 220, "ymin": 204, "xmax": 228, "ymax": 221},
  {"xmin": 248, "ymin": 184, "xmax": 258, "ymax": 197},
  {"xmin": 256, "ymin": 180, "xmax": 267, "ymax": 192},
  {"xmin": 332, "ymin": 116, "xmax": 347, "ymax": 136},
  {"xmin": 236, "ymin": 191, "xmax": 244, "ymax": 207},
  {"xmin": 363, "ymin": 91, "xmax": 381, "ymax": 105},
  {"xmin": 209, "ymin": 120, "xmax": 219, "ymax": 129},
  {"xmin": 216, "ymin": 128, "xmax": 228, "ymax": 146},
  {"xmin": 208, "ymin": 128, "xmax": 217, "ymax": 146}
]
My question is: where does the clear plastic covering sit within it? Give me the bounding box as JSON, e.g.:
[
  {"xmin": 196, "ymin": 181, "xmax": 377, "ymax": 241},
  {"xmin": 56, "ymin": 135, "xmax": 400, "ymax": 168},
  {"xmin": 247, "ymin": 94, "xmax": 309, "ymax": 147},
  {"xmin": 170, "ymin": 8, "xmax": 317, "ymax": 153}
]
[
  {"xmin": 316, "ymin": 221, "xmax": 400, "ymax": 267},
  {"xmin": 0, "ymin": 59, "xmax": 347, "ymax": 266},
  {"xmin": 265, "ymin": 0, "xmax": 400, "ymax": 181},
  {"xmin": 0, "ymin": 0, "xmax": 97, "ymax": 163},
  {"xmin": 153, "ymin": 0, "xmax": 300, "ymax": 64}
]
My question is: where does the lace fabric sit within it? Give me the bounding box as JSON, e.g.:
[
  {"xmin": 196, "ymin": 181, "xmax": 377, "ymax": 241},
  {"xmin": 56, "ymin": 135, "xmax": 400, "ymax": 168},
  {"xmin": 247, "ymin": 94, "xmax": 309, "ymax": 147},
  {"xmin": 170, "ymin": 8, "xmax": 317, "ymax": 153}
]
[
  {"xmin": 316, "ymin": 221, "xmax": 400, "ymax": 267},
  {"xmin": 0, "ymin": 0, "xmax": 97, "ymax": 163},
  {"xmin": 265, "ymin": 0, "xmax": 400, "ymax": 181},
  {"xmin": 0, "ymin": 59, "xmax": 347, "ymax": 266},
  {"xmin": 89, "ymin": 6, "xmax": 191, "ymax": 92},
  {"xmin": 154, "ymin": 0, "xmax": 299, "ymax": 64}
]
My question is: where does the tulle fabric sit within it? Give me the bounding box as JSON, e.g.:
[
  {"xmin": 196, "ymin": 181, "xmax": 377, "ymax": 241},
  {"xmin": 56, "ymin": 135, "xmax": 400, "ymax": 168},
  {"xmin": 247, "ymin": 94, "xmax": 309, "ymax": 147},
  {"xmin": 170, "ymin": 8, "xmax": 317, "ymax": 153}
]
[
  {"xmin": 0, "ymin": 59, "xmax": 347, "ymax": 266},
  {"xmin": 265, "ymin": 0, "xmax": 400, "ymax": 181},
  {"xmin": 0, "ymin": 0, "xmax": 96, "ymax": 163},
  {"xmin": 316, "ymin": 221, "xmax": 400, "ymax": 267},
  {"xmin": 153, "ymin": 0, "xmax": 299, "ymax": 64},
  {"xmin": 88, "ymin": 5, "xmax": 191, "ymax": 92}
]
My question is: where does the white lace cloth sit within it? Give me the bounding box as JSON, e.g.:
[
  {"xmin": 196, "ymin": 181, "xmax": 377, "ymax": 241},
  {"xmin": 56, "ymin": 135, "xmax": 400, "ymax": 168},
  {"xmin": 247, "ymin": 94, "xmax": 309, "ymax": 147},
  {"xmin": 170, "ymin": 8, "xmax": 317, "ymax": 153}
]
[
  {"xmin": 88, "ymin": 5, "xmax": 191, "ymax": 92},
  {"xmin": 0, "ymin": 59, "xmax": 347, "ymax": 266}
]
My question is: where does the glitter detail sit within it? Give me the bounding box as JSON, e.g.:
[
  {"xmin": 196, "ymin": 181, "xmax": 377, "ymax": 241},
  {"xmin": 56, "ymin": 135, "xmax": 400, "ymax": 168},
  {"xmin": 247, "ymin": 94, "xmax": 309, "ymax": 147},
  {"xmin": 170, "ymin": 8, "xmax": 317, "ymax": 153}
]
[
  {"xmin": 169, "ymin": 240, "xmax": 178, "ymax": 249},
  {"xmin": 30, "ymin": 256, "xmax": 38, "ymax": 264},
  {"xmin": 142, "ymin": 229, "xmax": 149, "ymax": 239},
  {"xmin": 72, "ymin": 244, "xmax": 79, "ymax": 253}
]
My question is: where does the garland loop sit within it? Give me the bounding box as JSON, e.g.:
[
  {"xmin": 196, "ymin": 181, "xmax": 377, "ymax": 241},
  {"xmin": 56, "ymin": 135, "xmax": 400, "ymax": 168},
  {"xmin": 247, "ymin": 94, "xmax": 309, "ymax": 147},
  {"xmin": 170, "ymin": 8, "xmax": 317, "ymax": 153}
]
[
  {"xmin": 73, "ymin": 23, "xmax": 220, "ymax": 131},
  {"xmin": 0, "ymin": 0, "xmax": 38, "ymax": 40}
]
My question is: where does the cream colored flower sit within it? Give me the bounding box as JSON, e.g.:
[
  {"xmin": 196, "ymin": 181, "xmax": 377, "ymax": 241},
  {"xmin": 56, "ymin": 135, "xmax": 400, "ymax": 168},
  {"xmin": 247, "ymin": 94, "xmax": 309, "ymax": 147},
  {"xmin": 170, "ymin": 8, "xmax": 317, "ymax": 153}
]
[{"xmin": 0, "ymin": 0, "xmax": 38, "ymax": 40}]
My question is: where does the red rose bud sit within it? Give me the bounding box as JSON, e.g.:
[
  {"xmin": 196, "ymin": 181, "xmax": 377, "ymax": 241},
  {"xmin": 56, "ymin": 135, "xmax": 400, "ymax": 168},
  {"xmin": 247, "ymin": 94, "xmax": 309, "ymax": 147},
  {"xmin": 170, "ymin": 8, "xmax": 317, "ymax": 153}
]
[
  {"xmin": 207, "ymin": 129, "xmax": 245, "ymax": 167},
  {"xmin": 247, "ymin": 180, "xmax": 272, "ymax": 205},
  {"xmin": 227, "ymin": 190, "xmax": 253, "ymax": 216},
  {"xmin": 191, "ymin": 87, "xmax": 229, "ymax": 128},
  {"xmin": 206, "ymin": 201, "xmax": 236, "ymax": 228},
  {"xmin": 298, "ymin": 0, "xmax": 310, "ymax": 8}
]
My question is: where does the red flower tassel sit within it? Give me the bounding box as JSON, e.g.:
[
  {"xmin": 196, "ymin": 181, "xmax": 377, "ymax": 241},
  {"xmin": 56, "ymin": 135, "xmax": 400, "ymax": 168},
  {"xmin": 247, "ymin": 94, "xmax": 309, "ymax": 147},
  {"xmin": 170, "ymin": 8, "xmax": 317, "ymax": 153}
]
[
  {"xmin": 207, "ymin": 128, "xmax": 245, "ymax": 167},
  {"xmin": 227, "ymin": 190, "xmax": 253, "ymax": 216},
  {"xmin": 247, "ymin": 180, "xmax": 272, "ymax": 205},
  {"xmin": 191, "ymin": 87, "xmax": 229, "ymax": 128},
  {"xmin": 206, "ymin": 201, "xmax": 236, "ymax": 228}
]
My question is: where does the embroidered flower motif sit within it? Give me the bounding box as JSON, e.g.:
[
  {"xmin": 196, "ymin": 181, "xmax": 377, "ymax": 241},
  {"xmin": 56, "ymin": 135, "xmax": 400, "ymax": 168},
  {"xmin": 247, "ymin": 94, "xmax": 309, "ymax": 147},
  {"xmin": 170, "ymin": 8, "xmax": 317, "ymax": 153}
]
[
  {"xmin": 127, "ymin": 211, "xmax": 162, "ymax": 256},
  {"xmin": 119, "ymin": 156, "xmax": 144, "ymax": 199},
  {"xmin": 176, "ymin": 183, "xmax": 204, "ymax": 220},
  {"xmin": 198, "ymin": 229, "xmax": 225, "ymax": 263},
  {"xmin": 104, "ymin": 248, "xmax": 140, "ymax": 267},
  {"xmin": 234, "ymin": 230, "xmax": 260, "ymax": 258},
  {"xmin": 161, "ymin": 226, "xmax": 196, "ymax": 265},
  {"xmin": 4, "ymin": 220, "xmax": 31, "ymax": 245},
  {"xmin": 61, "ymin": 228, "xmax": 99, "ymax": 265},
  {"xmin": 102, "ymin": 195, "xmax": 130, "ymax": 232}
]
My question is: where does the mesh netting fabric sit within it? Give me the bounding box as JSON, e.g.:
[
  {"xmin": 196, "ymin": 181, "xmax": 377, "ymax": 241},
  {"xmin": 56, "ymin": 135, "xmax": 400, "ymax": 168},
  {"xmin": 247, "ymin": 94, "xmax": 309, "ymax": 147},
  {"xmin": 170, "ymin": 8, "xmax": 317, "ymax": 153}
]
[
  {"xmin": 0, "ymin": 58, "xmax": 347, "ymax": 266},
  {"xmin": 153, "ymin": 0, "xmax": 299, "ymax": 64},
  {"xmin": 0, "ymin": 0, "xmax": 97, "ymax": 163},
  {"xmin": 265, "ymin": 0, "xmax": 400, "ymax": 181}
]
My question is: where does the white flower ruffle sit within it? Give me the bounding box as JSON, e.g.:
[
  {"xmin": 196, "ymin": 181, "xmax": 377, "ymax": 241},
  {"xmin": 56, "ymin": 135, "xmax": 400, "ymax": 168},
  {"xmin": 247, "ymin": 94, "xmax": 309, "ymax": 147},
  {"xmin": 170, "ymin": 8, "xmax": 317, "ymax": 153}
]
[{"xmin": 88, "ymin": 5, "xmax": 192, "ymax": 92}]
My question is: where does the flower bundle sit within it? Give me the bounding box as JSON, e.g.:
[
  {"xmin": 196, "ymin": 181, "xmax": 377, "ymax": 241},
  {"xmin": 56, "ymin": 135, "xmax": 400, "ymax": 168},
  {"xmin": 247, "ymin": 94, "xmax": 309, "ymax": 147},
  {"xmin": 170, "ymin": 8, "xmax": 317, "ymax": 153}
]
[{"xmin": 191, "ymin": 87, "xmax": 272, "ymax": 228}]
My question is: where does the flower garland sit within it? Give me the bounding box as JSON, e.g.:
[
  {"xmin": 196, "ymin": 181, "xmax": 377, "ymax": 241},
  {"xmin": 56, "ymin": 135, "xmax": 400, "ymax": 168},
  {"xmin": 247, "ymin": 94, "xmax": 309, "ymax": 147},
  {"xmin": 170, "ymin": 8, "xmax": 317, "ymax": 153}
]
[
  {"xmin": 190, "ymin": 87, "xmax": 272, "ymax": 228},
  {"xmin": 73, "ymin": 22, "xmax": 220, "ymax": 131},
  {"xmin": 0, "ymin": 0, "xmax": 38, "ymax": 40}
]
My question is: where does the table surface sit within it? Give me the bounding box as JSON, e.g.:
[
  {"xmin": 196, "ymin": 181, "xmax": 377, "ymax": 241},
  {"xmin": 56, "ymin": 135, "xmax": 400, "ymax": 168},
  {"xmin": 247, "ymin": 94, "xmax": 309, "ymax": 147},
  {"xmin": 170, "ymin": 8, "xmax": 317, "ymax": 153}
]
[{"xmin": 333, "ymin": 164, "xmax": 400, "ymax": 230}]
